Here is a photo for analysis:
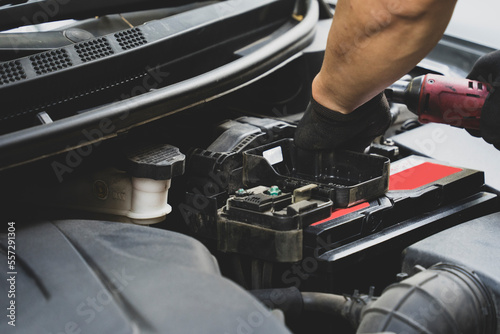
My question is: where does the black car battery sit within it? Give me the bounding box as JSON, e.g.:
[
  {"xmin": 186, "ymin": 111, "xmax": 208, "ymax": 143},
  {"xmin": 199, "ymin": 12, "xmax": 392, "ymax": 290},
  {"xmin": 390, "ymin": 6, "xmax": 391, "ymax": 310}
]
[
  {"xmin": 304, "ymin": 155, "xmax": 498, "ymax": 263},
  {"xmin": 215, "ymin": 139, "xmax": 390, "ymax": 262}
]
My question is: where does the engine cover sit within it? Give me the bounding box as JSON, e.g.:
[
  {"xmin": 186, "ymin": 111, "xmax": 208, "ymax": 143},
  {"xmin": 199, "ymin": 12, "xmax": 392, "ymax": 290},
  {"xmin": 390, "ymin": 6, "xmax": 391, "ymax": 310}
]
[{"xmin": 0, "ymin": 220, "xmax": 290, "ymax": 334}]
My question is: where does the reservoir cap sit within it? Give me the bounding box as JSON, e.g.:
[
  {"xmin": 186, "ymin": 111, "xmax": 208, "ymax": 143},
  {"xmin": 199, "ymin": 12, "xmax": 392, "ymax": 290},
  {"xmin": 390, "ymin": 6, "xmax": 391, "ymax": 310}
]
[{"xmin": 125, "ymin": 144, "xmax": 185, "ymax": 180}]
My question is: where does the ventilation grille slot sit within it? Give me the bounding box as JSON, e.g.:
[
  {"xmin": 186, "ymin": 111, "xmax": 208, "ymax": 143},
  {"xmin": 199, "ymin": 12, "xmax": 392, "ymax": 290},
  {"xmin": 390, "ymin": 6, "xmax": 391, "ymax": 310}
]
[
  {"xmin": 30, "ymin": 49, "xmax": 72, "ymax": 75},
  {"xmin": 75, "ymin": 38, "xmax": 114, "ymax": 62},
  {"xmin": 0, "ymin": 60, "xmax": 27, "ymax": 85},
  {"xmin": 115, "ymin": 28, "xmax": 147, "ymax": 50}
]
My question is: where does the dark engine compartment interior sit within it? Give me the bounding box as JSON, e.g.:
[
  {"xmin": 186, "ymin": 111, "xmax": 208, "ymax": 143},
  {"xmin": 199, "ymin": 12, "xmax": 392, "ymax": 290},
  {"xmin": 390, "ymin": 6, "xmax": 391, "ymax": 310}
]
[{"xmin": 1, "ymin": 1, "xmax": 499, "ymax": 333}]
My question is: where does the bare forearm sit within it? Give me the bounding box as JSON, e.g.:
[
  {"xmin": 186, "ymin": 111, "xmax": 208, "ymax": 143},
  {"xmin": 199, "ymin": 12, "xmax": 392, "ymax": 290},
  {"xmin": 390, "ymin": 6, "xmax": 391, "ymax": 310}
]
[{"xmin": 313, "ymin": 0, "xmax": 457, "ymax": 113}]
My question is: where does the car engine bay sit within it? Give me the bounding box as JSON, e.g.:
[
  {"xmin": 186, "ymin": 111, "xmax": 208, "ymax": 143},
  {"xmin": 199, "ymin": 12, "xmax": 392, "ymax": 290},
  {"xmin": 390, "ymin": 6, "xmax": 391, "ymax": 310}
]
[{"xmin": 0, "ymin": 1, "xmax": 499, "ymax": 333}]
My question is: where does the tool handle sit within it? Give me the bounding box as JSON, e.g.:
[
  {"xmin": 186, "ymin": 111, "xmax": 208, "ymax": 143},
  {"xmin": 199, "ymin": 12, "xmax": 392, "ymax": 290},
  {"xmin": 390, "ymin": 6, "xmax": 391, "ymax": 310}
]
[{"xmin": 418, "ymin": 74, "xmax": 490, "ymax": 130}]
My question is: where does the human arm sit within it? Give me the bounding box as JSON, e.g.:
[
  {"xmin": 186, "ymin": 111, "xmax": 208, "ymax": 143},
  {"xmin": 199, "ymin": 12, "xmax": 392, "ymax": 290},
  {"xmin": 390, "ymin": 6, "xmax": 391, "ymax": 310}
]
[
  {"xmin": 294, "ymin": 0, "xmax": 458, "ymax": 152},
  {"xmin": 313, "ymin": 0, "xmax": 458, "ymax": 114}
]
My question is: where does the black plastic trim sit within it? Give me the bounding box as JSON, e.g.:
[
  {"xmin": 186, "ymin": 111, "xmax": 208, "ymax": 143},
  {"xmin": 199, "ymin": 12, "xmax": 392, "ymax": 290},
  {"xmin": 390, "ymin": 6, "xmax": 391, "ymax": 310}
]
[
  {"xmin": 0, "ymin": 0, "xmax": 318, "ymax": 171},
  {"xmin": 0, "ymin": 0, "xmax": 203, "ymax": 31}
]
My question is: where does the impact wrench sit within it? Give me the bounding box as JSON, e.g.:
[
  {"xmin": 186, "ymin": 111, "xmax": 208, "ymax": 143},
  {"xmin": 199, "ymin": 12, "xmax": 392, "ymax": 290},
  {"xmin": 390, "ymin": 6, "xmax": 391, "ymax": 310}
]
[{"xmin": 385, "ymin": 74, "xmax": 491, "ymax": 130}]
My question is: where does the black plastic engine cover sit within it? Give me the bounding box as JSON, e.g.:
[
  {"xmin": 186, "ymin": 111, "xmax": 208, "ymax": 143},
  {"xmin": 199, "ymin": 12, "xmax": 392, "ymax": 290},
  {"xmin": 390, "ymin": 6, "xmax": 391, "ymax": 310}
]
[{"xmin": 0, "ymin": 220, "xmax": 290, "ymax": 334}]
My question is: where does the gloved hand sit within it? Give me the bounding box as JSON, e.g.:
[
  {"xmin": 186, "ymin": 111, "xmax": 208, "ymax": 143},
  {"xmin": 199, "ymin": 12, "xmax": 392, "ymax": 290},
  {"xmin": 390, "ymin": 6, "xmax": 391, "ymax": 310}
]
[
  {"xmin": 467, "ymin": 50, "xmax": 500, "ymax": 149},
  {"xmin": 294, "ymin": 92, "xmax": 392, "ymax": 152}
]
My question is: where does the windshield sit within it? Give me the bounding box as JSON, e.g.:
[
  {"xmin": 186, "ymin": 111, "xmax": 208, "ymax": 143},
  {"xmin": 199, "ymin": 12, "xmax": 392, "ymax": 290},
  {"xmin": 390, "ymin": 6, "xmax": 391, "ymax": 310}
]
[{"xmin": 445, "ymin": 0, "xmax": 500, "ymax": 49}]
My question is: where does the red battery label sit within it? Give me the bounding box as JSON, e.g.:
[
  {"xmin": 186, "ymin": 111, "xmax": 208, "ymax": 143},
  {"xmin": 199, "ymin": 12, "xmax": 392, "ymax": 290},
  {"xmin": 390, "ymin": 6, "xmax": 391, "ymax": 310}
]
[
  {"xmin": 311, "ymin": 202, "xmax": 371, "ymax": 227},
  {"xmin": 389, "ymin": 162, "xmax": 462, "ymax": 191}
]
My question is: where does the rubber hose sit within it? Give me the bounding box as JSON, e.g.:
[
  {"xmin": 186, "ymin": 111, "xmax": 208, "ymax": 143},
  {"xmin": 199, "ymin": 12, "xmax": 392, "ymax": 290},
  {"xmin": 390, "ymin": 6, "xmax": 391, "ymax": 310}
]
[
  {"xmin": 250, "ymin": 287, "xmax": 351, "ymax": 318},
  {"xmin": 301, "ymin": 292, "xmax": 346, "ymax": 315},
  {"xmin": 357, "ymin": 263, "xmax": 497, "ymax": 334}
]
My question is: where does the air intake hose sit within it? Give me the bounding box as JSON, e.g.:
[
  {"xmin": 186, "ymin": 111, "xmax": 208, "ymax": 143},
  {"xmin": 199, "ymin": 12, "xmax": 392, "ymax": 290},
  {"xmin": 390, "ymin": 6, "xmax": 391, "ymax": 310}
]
[{"xmin": 357, "ymin": 263, "xmax": 497, "ymax": 334}]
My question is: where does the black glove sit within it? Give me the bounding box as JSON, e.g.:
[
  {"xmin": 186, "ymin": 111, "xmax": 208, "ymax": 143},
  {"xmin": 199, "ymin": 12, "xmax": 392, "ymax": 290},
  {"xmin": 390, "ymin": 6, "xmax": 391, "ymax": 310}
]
[
  {"xmin": 467, "ymin": 50, "xmax": 500, "ymax": 150},
  {"xmin": 294, "ymin": 92, "xmax": 392, "ymax": 152}
]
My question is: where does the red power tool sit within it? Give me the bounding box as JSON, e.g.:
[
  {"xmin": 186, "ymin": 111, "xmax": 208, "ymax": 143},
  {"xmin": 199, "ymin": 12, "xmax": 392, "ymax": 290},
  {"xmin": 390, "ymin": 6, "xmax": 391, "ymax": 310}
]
[{"xmin": 386, "ymin": 74, "xmax": 491, "ymax": 130}]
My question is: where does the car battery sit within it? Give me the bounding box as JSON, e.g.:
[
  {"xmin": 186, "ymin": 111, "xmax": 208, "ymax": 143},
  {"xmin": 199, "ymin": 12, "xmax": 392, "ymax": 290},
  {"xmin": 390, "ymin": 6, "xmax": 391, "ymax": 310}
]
[
  {"xmin": 184, "ymin": 134, "xmax": 389, "ymax": 243},
  {"xmin": 304, "ymin": 155, "xmax": 498, "ymax": 262},
  {"xmin": 215, "ymin": 139, "xmax": 390, "ymax": 263}
]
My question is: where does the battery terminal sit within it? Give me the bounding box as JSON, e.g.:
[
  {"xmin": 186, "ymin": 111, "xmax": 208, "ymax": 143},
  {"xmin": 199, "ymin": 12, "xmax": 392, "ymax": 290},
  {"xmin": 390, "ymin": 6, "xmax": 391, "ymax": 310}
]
[
  {"xmin": 267, "ymin": 186, "xmax": 282, "ymax": 196},
  {"xmin": 235, "ymin": 188, "xmax": 249, "ymax": 197}
]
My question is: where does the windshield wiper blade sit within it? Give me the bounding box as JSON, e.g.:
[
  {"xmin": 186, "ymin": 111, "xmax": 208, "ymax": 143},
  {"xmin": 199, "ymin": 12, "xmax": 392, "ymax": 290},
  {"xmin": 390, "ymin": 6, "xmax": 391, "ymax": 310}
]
[{"xmin": 0, "ymin": 0, "xmax": 213, "ymax": 31}]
